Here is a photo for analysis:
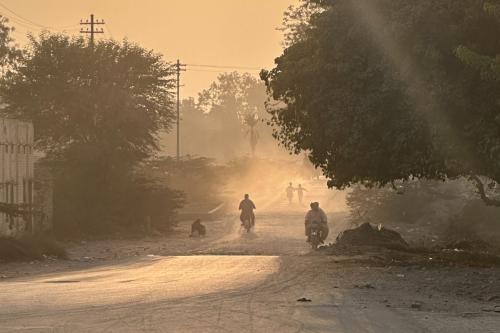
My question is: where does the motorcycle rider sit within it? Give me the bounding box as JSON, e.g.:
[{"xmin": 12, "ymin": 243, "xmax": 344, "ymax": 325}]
[
  {"xmin": 305, "ymin": 202, "xmax": 329, "ymax": 243},
  {"xmin": 239, "ymin": 194, "xmax": 256, "ymax": 227}
]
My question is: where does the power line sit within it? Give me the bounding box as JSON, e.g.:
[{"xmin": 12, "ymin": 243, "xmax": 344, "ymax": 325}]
[
  {"xmin": 0, "ymin": 2, "xmax": 78, "ymax": 30},
  {"xmin": 186, "ymin": 63, "xmax": 262, "ymax": 71},
  {"xmin": 0, "ymin": 12, "xmax": 43, "ymax": 31},
  {"xmin": 0, "ymin": 11, "xmax": 80, "ymax": 38},
  {"xmin": 0, "ymin": 2, "xmax": 50, "ymax": 29},
  {"xmin": 186, "ymin": 68, "xmax": 260, "ymax": 74}
]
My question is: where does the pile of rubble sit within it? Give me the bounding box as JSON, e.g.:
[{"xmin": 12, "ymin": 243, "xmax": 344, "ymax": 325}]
[
  {"xmin": 0, "ymin": 236, "xmax": 66, "ymax": 262},
  {"xmin": 323, "ymin": 223, "xmax": 500, "ymax": 268},
  {"xmin": 335, "ymin": 223, "xmax": 409, "ymax": 251}
]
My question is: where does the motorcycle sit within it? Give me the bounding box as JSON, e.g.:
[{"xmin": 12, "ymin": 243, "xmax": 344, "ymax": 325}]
[
  {"xmin": 308, "ymin": 221, "xmax": 324, "ymax": 250},
  {"xmin": 240, "ymin": 212, "xmax": 254, "ymax": 233},
  {"xmin": 242, "ymin": 217, "xmax": 252, "ymax": 233}
]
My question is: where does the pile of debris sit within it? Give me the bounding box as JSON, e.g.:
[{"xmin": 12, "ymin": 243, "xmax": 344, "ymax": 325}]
[
  {"xmin": 322, "ymin": 223, "xmax": 500, "ymax": 268},
  {"xmin": 335, "ymin": 223, "xmax": 409, "ymax": 251},
  {"xmin": 0, "ymin": 236, "xmax": 67, "ymax": 262}
]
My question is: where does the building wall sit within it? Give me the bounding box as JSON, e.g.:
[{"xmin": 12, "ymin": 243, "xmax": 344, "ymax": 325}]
[{"xmin": 0, "ymin": 119, "xmax": 35, "ymax": 237}]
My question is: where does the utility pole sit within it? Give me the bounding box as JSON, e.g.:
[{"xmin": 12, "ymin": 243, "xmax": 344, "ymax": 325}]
[
  {"xmin": 80, "ymin": 14, "xmax": 105, "ymax": 46},
  {"xmin": 175, "ymin": 59, "xmax": 186, "ymax": 161}
]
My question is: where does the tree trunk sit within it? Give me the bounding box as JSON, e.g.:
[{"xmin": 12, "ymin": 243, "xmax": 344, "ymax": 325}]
[{"xmin": 469, "ymin": 175, "xmax": 500, "ymax": 207}]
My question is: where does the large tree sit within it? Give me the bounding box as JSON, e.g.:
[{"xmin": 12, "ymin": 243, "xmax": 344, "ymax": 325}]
[
  {"xmin": 278, "ymin": 0, "xmax": 322, "ymax": 47},
  {"xmin": 263, "ymin": 0, "xmax": 500, "ymax": 204},
  {"xmin": 196, "ymin": 72, "xmax": 268, "ymax": 158},
  {"xmin": 2, "ymin": 33, "xmax": 175, "ymax": 158},
  {"xmin": 0, "ymin": 33, "xmax": 177, "ymax": 233},
  {"xmin": 455, "ymin": 1, "xmax": 500, "ymax": 82}
]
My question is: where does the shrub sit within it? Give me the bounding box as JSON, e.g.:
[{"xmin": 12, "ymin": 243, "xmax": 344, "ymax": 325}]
[{"xmin": 0, "ymin": 235, "xmax": 67, "ymax": 262}]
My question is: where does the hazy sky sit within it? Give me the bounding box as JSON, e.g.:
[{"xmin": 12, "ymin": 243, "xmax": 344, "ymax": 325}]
[{"xmin": 1, "ymin": 0, "xmax": 296, "ymax": 97}]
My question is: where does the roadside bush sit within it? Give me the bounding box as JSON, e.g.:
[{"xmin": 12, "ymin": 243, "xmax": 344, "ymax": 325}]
[
  {"xmin": 0, "ymin": 235, "xmax": 67, "ymax": 262},
  {"xmin": 446, "ymin": 199, "xmax": 500, "ymax": 242},
  {"xmin": 347, "ymin": 180, "xmax": 470, "ymax": 226},
  {"xmin": 347, "ymin": 179, "xmax": 500, "ymax": 243},
  {"xmin": 122, "ymin": 171, "xmax": 185, "ymax": 233},
  {"xmin": 52, "ymin": 159, "xmax": 185, "ymax": 237},
  {"xmin": 147, "ymin": 156, "xmax": 226, "ymax": 208}
]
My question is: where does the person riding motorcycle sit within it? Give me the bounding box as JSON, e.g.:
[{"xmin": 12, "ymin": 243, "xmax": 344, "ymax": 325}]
[
  {"xmin": 239, "ymin": 194, "xmax": 256, "ymax": 227},
  {"xmin": 305, "ymin": 202, "xmax": 329, "ymax": 243}
]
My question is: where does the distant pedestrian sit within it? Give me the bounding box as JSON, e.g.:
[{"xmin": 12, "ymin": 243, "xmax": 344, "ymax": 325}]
[
  {"xmin": 286, "ymin": 182, "xmax": 295, "ymax": 204},
  {"xmin": 296, "ymin": 184, "xmax": 307, "ymax": 204}
]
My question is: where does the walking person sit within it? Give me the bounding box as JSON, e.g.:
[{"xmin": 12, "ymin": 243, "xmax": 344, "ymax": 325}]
[
  {"xmin": 286, "ymin": 182, "xmax": 295, "ymax": 204},
  {"xmin": 296, "ymin": 184, "xmax": 307, "ymax": 204}
]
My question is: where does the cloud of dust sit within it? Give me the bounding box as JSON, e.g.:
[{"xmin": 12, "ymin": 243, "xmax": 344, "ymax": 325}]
[{"xmin": 221, "ymin": 156, "xmax": 349, "ymax": 215}]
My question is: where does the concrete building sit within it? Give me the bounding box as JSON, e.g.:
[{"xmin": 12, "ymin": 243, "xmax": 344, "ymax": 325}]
[{"xmin": 0, "ymin": 118, "xmax": 36, "ymax": 237}]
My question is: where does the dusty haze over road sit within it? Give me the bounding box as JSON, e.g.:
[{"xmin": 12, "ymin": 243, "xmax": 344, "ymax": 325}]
[{"xmin": 2, "ymin": 183, "xmax": 497, "ymax": 332}]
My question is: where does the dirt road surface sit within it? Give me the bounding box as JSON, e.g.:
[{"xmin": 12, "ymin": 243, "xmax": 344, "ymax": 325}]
[{"xmin": 1, "ymin": 181, "xmax": 499, "ymax": 332}]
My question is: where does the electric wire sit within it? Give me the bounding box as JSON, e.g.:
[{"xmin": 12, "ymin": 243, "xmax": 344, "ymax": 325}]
[
  {"xmin": 186, "ymin": 68, "xmax": 260, "ymax": 74},
  {"xmin": 186, "ymin": 63, "xmax": 261, "ymax": 71},
  {"xmin": 0, "ymin": 5, "xmax": 266, "ymax": 75},
  {"xmin": 0, "ymin": 12, "xmax": 80, "ymax": 38},
  {"xmin": 0, "ymin": 1, "xmax": 78, "ymax": 30}
]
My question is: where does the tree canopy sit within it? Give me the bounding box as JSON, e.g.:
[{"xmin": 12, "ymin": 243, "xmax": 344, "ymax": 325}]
[
  {"xmin": 278, "ymin": 0, "xmax": 323, "ymax": 47},
  {"xmin": 0, "ymin": 33, "xmax": 179, "ymax": 233},
  {"xmin": 198, "ymin": 71, "xmax": 266, "ymax": 125},
  {"xmin": 263, "ymin": 0, "xmax": 500, "ymax": 203},
  {"xmin": 164, "ymin": 72, "xmax": 272, "ymax": 159},
  {"xmin": 0, "ymin": 16, "xmax": 20, "ymax": 73},
  {"xmin": 1, "ymin": 33, "xmax": 175, "ymax": 161}
]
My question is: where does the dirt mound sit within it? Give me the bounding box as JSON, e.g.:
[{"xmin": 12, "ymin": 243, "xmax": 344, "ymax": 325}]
[
  {"xmin": 0, "ymin": 236, "xmax": 67, "ymax": 262},
  {"xmin": 335, "ymin": 223, "xmax": 409, "ymax": 250},
  {"xmin": 325, "ymin": 224, "xmax": 500, "ymax": 268}
]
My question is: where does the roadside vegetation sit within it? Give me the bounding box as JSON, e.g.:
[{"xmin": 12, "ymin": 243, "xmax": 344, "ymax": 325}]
[
  {"xmin": 161, "ymin": 72, "xmax": 281, "ymax": 161},
  {"xmin": 0, "ymin": 235, "xmax": 66, "ymax": 262},
  {"xmin": 263, "ymin": 0, "xmax": 500, "ymax": 251},
  {"xmin": 0, "ymin": 20, "xmax": 184, "ymax": 240},
  {"xmin": 264, "ymin": 0, "xmax": 500, "ymax": 206}
]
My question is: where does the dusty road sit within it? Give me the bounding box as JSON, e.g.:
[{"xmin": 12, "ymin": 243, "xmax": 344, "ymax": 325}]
[{"xmin": 1, "ymin": 181, "xmax": 499, "ymax": 332}]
